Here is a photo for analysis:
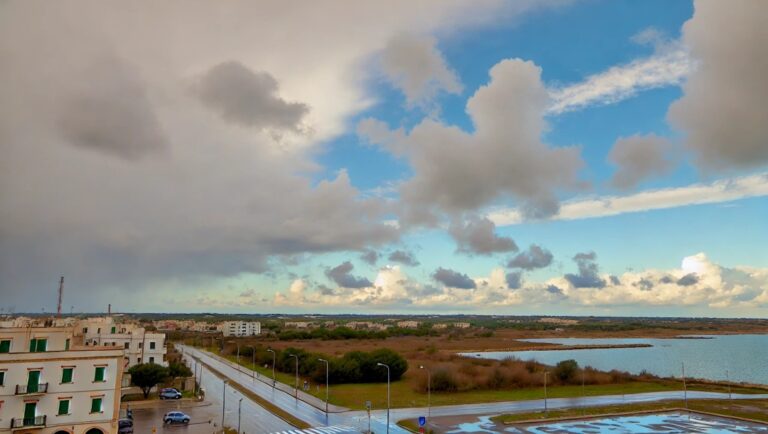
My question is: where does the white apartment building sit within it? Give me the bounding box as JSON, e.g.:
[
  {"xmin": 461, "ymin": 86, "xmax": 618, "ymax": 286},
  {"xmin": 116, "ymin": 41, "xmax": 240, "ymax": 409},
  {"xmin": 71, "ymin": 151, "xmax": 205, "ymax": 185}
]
[
  {"xmin": 75, "ymin": 318, "xmax": 167, "ymax": 368},
  {"xmin": 0, "ymin": 326, "xmax": 123, "ymax": 434},
  {"xmin": 396, "ymin": 321, "xmax": 420, "ymax": 329},
  {"xmin": 221, "ymin": 321, "xmax": 261, "ymax": 337}
]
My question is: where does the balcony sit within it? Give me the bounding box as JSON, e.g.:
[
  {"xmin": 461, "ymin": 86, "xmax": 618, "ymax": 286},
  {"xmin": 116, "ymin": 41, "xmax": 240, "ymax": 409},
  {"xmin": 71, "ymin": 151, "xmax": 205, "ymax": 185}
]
[
  {"xmin": 10, "ymin": 415, "xmax": 46, "ymax": 429},
  {"xmin": 15, "ymin": 383, "xmax": 48, "ymax": 395}
]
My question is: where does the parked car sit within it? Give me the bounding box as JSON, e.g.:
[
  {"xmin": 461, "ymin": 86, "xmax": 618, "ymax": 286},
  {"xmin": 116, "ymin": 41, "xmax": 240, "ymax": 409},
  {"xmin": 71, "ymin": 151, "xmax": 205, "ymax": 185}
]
[
  {"xmin": 159, "ymin": 388, "xmax": 182, "ymax": 399},
  {"xmin": 118, "ymin": 418, "xmax": 134, "ymax": 434},
  {"xmin": 163, "ymin": 411, "xmax": 190, "ymax": 424}
]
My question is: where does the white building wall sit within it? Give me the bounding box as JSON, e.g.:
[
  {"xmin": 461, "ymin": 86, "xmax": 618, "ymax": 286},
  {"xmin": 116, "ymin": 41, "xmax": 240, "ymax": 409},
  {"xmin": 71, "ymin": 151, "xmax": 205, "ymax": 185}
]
[
  {"xmin": 221, "ymin": 321, "xmax": 261, "ymax": 337},
  {"xmin": 0, "ymin": 344, "xmax": 122, "ymax": 434}
]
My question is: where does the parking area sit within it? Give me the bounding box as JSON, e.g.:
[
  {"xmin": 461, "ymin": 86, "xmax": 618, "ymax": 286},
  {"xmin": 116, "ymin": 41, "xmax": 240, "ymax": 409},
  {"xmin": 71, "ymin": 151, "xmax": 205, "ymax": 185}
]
[{"xmin": 124, "ymin": 400, "xmax": 220, "ymax": 434}]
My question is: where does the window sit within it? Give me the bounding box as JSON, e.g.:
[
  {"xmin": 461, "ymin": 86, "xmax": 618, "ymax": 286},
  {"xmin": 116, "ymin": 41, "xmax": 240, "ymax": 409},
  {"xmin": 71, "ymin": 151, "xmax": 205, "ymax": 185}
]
[
  {"xmin": 138, "ymin": 342, "xmax": 143, "ymax": 349},
  {"xmin": 111, "ymin": 326, "xmax": 116, "ymax": 334},
  {"xmin": 90, "ymin": 397, "xmax": 102, "ymax": 413},
  {"xmin": 65, "ymin": 339, "xmax": 70, "ymax": 351},
  {"xmin": 149, "ymin": 342, "xmax": 156, "ymax": 350},
  {"xmin": 83, "ymin": 327, "xmax": 88, "ymax": 334},
  {"xmin": 97, "ymin": 328, "xmax": 101, "ymax": 334},
  {"xmin": 29, "ymin": 338, "xmax": 47, "ymax": 352},
  {"xmin": 58, "ymin": 399, "xmax": 70, "ymax": 415},
  {"xmin": 0, "ymin": 371, "xmax": 5, "ymax": 386},
  {"xmin": 0, "ymin": 339, "xmax": 10, "ymax": 353},
  {"xmin": 94, "ymin": 366, "xmax": 105, "ymax": 382},
  {"xmin": 124, "ymin": 342, "xmax": 129, "ymax": 349},
  {"xmin": 61, "ymin": 368, "xmax": 73, "ymax": 384},
  {"xmin": 149, "ymin": 357, "xmax": 155, "ymax": 364}
]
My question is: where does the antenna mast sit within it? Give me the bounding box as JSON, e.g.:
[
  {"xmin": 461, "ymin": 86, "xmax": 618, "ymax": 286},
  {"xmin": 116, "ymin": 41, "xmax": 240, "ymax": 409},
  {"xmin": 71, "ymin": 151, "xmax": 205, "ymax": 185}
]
[{"xmin": 56, "ymin": 276, "xmax": 64, "ymax": 318}]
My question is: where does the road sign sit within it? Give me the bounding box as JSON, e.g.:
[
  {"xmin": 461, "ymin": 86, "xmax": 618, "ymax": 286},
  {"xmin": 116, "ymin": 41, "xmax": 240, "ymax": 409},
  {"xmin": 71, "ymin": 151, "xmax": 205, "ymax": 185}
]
[{"xmin": 418, "ymin": 416, "xmax": 426, "ymax": 427}]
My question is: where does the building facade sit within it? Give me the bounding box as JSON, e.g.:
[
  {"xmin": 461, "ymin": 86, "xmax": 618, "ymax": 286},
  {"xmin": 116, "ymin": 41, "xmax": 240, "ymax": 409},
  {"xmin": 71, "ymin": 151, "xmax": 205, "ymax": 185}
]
[
  {"xmin": 74, "ymin": 318, "xmax": 167, "ymax": 368},
  {"xmin": 221, "ymin": 321, "xmax": 261, "ymax": 337},
  {"xmin": 0, "ymin": 327, "xmax": 123, "ymax": 434}
]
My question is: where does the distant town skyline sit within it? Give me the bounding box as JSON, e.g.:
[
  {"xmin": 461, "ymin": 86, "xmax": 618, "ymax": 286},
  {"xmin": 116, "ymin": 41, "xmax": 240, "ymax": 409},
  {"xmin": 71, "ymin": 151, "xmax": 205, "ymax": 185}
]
[{"xmin": 1, "ymin": 0, "xmax": 766, "ymax": 316}]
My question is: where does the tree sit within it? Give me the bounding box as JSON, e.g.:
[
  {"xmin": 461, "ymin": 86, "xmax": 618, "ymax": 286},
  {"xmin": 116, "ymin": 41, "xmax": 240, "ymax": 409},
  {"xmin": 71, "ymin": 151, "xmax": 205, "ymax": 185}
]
[
  {"xmin": 128, "ymin": 363, "xmax": 170, "ymax": 398},
  {"xmin": 168, "ymin": 361, "xmax": 192, "ymax": 378},
  {"xmin": 554, "ymin": 359, "xmax": 579, "ymax": 382}
]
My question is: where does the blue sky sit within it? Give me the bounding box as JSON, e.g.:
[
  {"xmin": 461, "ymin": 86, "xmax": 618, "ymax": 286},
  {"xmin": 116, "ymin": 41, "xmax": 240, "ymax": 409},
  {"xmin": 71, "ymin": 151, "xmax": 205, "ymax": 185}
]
[{"xmin": 1, "ymin": 0, "xmax": 766, "ymax": 315}]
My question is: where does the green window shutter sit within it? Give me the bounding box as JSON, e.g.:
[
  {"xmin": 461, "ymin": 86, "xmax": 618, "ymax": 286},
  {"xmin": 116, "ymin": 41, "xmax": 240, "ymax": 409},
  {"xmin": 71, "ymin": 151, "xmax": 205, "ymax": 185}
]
[
  {"xmin": 0, "ymin": 340, "xmax": 10, "ymax": 353},
  {"xmin": 90, "ymin": 397, "xmax": 102, "ymax": 413},
  {"xmin": 111, "ymin": 326, "xmax": 116, "ymax": 334},
  {"xmin": 62, "ymin": 368, "xmax": 73, "ymax": 383},
  {"xmin": 0, "ymin": 371, "xmax": 5, "ymax": 386},
  {"xmin": 29, "ymin": 338, "xmax": 37, "ymax": 352},
  {"xmin": 58, "ymin": 399, "xmax": 70, "ymax": 415},
  {"xmin": 94, "ymin": 366, "xmax": 105, "ymax": 382},
  {"xmin": 35, "ymin": 339, "xmax": 47, "ymax": 352}
]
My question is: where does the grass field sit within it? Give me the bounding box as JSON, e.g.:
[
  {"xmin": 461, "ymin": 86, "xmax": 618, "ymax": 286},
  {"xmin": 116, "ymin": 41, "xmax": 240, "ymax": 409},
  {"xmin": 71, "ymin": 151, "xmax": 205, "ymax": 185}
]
[{"xmin": 216, "ymin": 351, "xmax": 765, "ymax": 410}]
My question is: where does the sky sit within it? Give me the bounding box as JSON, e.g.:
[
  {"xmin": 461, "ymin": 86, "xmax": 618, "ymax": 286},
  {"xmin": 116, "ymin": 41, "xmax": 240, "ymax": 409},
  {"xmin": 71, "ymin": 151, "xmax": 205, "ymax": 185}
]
[{"xmin": 1, "ymin": 0, "xmax": 767, "ymax": 316}]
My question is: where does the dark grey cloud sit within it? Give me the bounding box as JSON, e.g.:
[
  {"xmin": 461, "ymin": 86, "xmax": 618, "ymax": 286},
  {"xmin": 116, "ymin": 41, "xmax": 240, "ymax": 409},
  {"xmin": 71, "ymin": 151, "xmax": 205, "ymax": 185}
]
[
  {"xmin": 507, "ymin": 244, "xmax": 553, "ymax": 270},
  {"xmin": 608, "ymin": 134, "xmax": 674, "ymax": 189},
  {"xmin": 193, "ymin": 61, "xmax": 308, "ymax": 130},
  {"xmin": 58, "ymin": 57, "xmax": 168, "ymax": 160},
  {"xmin": 360, "ymin": 249, "xmax": 380, "ymax": 265},
  {"xmin": 388, "ymin": 250, "xmax": 420, "ymax": 266},
  {"xmin": 505, "ymin": 271, "xmax": 522, "ymax": 289},
  {"xmin": 668, "ymin": 1, "xmax": 768, "ymax": 169},
  {"xmin": 432, "ymin": 267, "xmax": 476, "ymax": 289},
  {"xmin": 449, "ymin": 216, "xmax": 518, "ymax": 255},
  {"xmin": 317, "ymin": 285, "xmax": 337, "ymax": 296},
  {"xmin": 325, "ymin": 261, "xmax": 373, "ymax": 288},
  {"xmin": 635, "ymin": 278, "xmax": 654, "ymax": 291},
  {"xmin": 677, "ymin": 273, "xmax": 699, "ymax": 286},
  {"xmin": 660, "ymin": 275, "xmax": 675, "ymax": 284},
  {"xmin": 609, "ymin": 275, "xmax": 621, "ymax": 285},
  {"xmin": 545, "ymin": 284, "xmax": 564, "ymax": 295},
  {"xmin": 565, "ymin": 251, "xmax": 606, "ymax": 288}
]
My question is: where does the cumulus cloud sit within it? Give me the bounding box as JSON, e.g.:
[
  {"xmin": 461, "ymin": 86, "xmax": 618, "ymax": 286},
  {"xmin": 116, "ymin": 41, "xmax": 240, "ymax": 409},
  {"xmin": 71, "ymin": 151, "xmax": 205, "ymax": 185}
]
[
  {"xmin": 505, "ymin": 271, "xmax": 522, "ymax": 289},
  {"xmin": 380, "ymin": 34, "xmax": 462, "ymax": 110},
  {"xmin": 388, "ymin": 250, "xmax": 420, "ymax": 266},
  {"xmin": 360, "ymin": 249, "xmax": 380, "ymax": 265},
  {"xmin": 677, "ymin": 273, "xmax": 699, "ymax": 286},
  {"xmin": 608, "ymin": 134, "xmax": 675, "ymax": 190},
  {"xmin": 193, "ymin": 61, "xmax": 308, "ymax": 131},
  {"xmin": 449, "ymin": 216, "xmax": 518, "ymax": 255},
  {"xmin": 507, "ymin": 244, "xmax": 554, "ymax": 270},
  {"xmin": 361, "ymin": 59, "xmax": 584, "ymax": 222},
  {"xmin": 325, "ymin": 261, "xmax": 373, "ymax": 288},
  {"xmin": 58, "ymin": 57, "xmax": 168, "ymax": 160},
  {"xmin": 668, "ymin": 0, "xmax": 768, "ymax": 169},
  {"xmin": 432, "ymin": 267, "xmax": 476, "ymax": 289},
  {"xmin": 489, "ymin": 172, "xmax": 768, "ymax": 226},
  {"xmin": 565, "ymin": 252, "xmax": 606, "ymax": 289}
]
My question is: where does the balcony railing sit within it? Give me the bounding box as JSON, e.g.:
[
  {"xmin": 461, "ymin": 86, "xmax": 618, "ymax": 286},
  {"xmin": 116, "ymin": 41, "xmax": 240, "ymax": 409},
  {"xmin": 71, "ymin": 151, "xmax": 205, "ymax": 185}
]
[
  {"xmin": 15, "ymin": 383, "xmax": 48, "ymax": 395},
  {"xmin": 10, "ymin": 415, "xmax": 46, "ymax": 429}
]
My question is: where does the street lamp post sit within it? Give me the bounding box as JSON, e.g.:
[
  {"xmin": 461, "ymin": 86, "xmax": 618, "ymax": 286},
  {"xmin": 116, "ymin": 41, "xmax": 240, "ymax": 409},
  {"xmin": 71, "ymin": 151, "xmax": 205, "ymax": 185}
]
[
  {"xmin": 221, "ymin": 380, "xmax": 228, "ymax": 429},
  {"xmin": 318, "ymin": 358, "xmax": 330, "ymax": 414},
  {"xmin": 236, "ymin": 342, "xmax": 240, "ymax": 366},
  {"xmin": 419, "ymin": 365, "xmax": 431, "ymax": 427},
  {"xmin": 267, "ymin": 349, "xmax": 276, "ymax": 388},
  {"xmin": 289, "ymin": 354, "xmax": 299, "ymax": 399},
  {"xmin": 247, "ymin": 345, "xmax": 256, "ymax": 381},
  {"xmin": 682, "ymin": 362, "xmax": 688, "ymax": 411},
  {"xmin": 237, "ymin": 398, "xmax": 243, "ymax": 434},
  {"xmin": 726, "ymin": 369, "xmax": 732, "ymax": 404},
  {"xmin": 544, "ymin": 371, "xmax": 549, "ymax": 416},
  {"xmin": 377, "ymin": 362, "xmax": 391, "ymax": 434}
]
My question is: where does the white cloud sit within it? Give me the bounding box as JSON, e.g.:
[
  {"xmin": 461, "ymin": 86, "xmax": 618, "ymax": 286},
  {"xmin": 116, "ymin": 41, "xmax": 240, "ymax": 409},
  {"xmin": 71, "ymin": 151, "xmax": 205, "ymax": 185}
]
[
  {"xmin": 489, "ymin": 172, "xmax": 768, "ymax": 225},
  {"xmin": 548, "ymin": 44, "xmax": 692, "ymax": 115}
]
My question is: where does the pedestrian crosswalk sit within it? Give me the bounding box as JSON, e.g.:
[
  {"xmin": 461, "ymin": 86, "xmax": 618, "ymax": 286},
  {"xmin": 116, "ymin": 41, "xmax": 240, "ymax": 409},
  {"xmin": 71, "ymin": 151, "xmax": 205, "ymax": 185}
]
[{"xmin": 269, "ymin": 426, "xmax": 357, "ymax": 434}]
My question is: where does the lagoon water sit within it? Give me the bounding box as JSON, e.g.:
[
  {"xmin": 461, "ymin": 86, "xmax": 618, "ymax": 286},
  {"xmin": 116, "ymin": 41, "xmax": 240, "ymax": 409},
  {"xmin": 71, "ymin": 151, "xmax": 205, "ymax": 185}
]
[{"xmin": 462, "ymin": 334, "xmax": 768, "ymax": 385}]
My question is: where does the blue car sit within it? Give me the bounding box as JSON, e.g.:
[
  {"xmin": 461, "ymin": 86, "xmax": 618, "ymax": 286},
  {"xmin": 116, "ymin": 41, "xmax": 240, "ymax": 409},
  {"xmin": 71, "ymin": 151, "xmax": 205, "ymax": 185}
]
[{"xmin": 163, "ymin": 411, "xmax": 190, "ymax": 424}]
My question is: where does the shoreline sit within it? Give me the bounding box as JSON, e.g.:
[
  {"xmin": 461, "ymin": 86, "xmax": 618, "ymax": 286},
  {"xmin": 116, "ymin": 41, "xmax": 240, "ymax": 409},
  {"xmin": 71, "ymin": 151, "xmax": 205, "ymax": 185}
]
[{"xmin": 461, "ymin": 343, "xmax": 653, "ymax": 354}]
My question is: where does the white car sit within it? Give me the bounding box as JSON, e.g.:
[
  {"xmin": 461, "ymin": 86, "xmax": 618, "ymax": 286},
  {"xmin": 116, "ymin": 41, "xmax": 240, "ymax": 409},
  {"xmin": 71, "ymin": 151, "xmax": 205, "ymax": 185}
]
[{"xmin": 163, "ymin": 411, "xmax": 190, "ymax": 424}]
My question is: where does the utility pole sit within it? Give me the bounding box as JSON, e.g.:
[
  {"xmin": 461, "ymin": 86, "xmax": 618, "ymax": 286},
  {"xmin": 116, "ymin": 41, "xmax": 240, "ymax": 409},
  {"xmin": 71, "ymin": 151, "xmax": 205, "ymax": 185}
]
[
  {"xmin": 56, "ymin": 276, "xmax": 64, "ymax": 318},
  {"xmin": 377, "ymin": 363, "xmax": 391, "ymax": 434},
  {"xmin": 544, "ymin": 371, "xmax": 549, "ymax": 417},
  {"xmin": 318, "ymin": 358, "xmax": 330, "ymax": 414}
]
